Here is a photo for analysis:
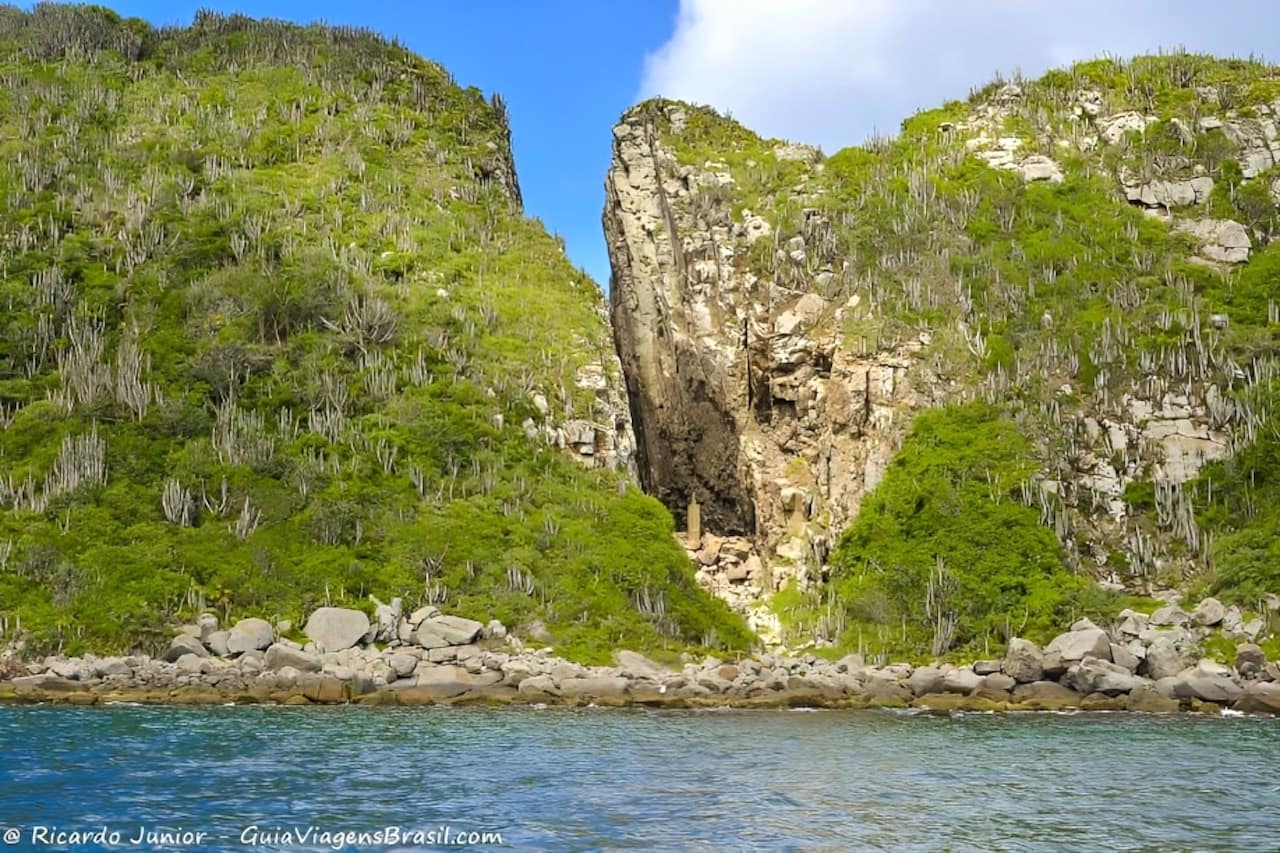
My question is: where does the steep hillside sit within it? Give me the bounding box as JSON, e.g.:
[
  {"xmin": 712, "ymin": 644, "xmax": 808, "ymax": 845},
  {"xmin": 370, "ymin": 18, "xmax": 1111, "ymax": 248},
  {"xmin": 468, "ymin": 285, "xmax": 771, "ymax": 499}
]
[
  {"xmin": 0, "ymin": 4, "xmax": 751, "ymax": 661},
  {"xmin": 605, "ymin": 53, "xmax": 1280, "ymax": 658}
]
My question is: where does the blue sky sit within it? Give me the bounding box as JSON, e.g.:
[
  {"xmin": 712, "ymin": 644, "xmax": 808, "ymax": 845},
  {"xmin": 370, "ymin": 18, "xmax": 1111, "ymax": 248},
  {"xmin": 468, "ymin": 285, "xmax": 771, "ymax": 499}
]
[{"xmin": 67, "ymin": 2, "xmax": 1280, "ymax": 288}]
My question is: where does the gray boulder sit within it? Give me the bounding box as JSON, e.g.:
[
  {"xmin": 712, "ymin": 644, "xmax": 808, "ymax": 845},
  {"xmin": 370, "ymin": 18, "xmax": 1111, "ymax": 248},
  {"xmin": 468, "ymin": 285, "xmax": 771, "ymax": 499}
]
[
  {"xmin": 414, "ymin": 615, "xmax": 484, "ymax": 648},
  {"xmin": 1149, "ymin": 605, "xmax": 1191, "ymax": 627},
  {"xmin": 1116, "ymin": 609, "xmax": 1149, "ymax": 637},
  {"xmin": 1003, "ymin": 638, "xmax": 1044, "ymax": 683},
  {"xmin": 388, "ymin": 652, "xmax": 418, "ymax": 678},
  {"xmin": 196, "ymin": 613, "xmax": 219, "ymax": 642},
  {"xmin": 163, "ymin": 634, "xmax": 208, "ymax": 663},
  {"xmin": 973, "ymin": 659, "xmax": 1003, "ymax": 675},
  {"xmin": 1110, "ymin": 643, "xmax": 1141, "ymax": 674},
  {"xmin": 264, "ymin": 643, "xmax": 321, "ymax": 673},
  {"xmin": 226, "ymin": 618, "xmax": 275, "ymax": 654},
  {"xmin": 204, "ymin": 630, "xmax": 230, "ymax": 657},
  {"xmin": 905, "ymin": 666, "xmax": 946, "ymax": 696},
  {"xmin": 371, "ymin": 597, "xmax": 401, "ymax": 643},
  {"xmin": 1236, "ymin": 643, "xmax": 1266, "ymax": 677},
  {"xmin": 943, "ymin": 668, "xmax": 983, "ymax": 695},
  {"xmin": 1062, "ymin": 656, "xmax": 1137, "ymax": 696},
  {"xmin": 407, "ymin": 605, "xmax": 440, "ymax": 627},
  {"xmin": 616, "ymin": 650, "xmax": 668, "ymax": 681},
  {"xmin": 1045, "ymin": 627, "xmax": 1112, "ymax": 663},
  {"xmin": 1191, "ymin": 598, "xmax": 1226, "ymax": 627},
  {"xmin": 982, "ymin": 673, "xmax": 1016, "ymax": 693},
  {"xmin": 1174, "ymin": 660, "xmax": 1243, "ymax": 703},
  {"xmin": 304, "ymin": 607, "xmax": 371, "ymax": 653},
  {"xmin": 1232, "ymin": 681, "xmax": 1280, "ymax": 715},
  {"xmin": 1143, "ymin": 638, "xmax": 1195, "ymax": 680}
]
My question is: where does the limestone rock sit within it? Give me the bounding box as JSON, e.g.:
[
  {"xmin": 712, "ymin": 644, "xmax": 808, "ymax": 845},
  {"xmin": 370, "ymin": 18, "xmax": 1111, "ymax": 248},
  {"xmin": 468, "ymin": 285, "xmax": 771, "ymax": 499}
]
[
  {"xmin": 304, "ymin": 607, "xmax": 371, "ymax": 653},
  {"xmin": 226, "ymin": 618, "xmax": 275, "ymax": 654}
]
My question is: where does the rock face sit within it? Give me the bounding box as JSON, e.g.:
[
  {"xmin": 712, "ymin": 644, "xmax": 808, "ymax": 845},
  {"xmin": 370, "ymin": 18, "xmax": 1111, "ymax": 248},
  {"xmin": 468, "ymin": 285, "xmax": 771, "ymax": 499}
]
[
  {"xmin": 304, "ymin": 607, "xmax": 371, "ymax": 653},
  {"xmin": 604, "ymin": 102, "xmax": 944, "ymax": 602}
]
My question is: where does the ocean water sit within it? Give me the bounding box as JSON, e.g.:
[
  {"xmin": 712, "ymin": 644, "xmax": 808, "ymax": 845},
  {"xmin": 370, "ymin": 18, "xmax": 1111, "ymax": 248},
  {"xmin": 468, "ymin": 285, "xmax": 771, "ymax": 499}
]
[{"xmin": 0, "ymin": 706, "xmax": 1277, "ymax": 851}]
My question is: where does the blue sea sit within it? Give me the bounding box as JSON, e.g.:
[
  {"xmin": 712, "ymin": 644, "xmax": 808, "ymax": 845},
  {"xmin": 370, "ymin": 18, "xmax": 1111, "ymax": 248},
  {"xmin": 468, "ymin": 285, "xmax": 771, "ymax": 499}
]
[{"xmin": 1, "ymin": 706, "xmax": 1278, "ymax": 851}]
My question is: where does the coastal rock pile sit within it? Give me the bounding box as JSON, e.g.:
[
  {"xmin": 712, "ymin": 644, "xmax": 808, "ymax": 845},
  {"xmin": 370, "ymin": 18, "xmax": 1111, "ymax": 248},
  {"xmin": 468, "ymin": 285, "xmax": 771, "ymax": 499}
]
[{"xmin": 2, "ymin": 600, "xmax": 1277, "ymax": 715}]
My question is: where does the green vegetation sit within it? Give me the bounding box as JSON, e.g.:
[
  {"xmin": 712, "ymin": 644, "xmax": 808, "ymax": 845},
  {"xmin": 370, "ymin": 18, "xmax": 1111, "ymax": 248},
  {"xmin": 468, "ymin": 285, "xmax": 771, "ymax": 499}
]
[
  {"xmin": 640, "ymin": 50, "xmax": 1280, "ymax": 658},
  {"xmin": 824, "ymin": 404, "xmax": 1110, "ymax": 662},
  {"xmin": 0, "ymin": 5, "xmax": 751, "ymax": 660}
]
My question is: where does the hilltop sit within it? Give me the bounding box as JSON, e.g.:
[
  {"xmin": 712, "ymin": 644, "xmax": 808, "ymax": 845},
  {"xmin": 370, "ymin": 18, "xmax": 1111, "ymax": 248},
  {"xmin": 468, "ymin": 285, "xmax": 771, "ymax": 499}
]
[{"xmin": 0, "ymin": 4, "xmax": 751, "ymax": 661}]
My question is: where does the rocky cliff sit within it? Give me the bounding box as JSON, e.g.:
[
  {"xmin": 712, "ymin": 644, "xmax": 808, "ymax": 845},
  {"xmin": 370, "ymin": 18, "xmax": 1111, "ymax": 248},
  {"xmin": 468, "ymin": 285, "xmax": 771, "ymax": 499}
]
[{"xmin": 606, "ymin": 55, "xmax": 1280, "ymax": 647}]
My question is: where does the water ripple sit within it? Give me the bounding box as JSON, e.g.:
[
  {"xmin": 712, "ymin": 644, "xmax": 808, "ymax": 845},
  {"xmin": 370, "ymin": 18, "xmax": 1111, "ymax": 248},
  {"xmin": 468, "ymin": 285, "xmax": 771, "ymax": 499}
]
[{"xmin": 0, "ymin": 707, "xmax": 1277, "ymax": 850}]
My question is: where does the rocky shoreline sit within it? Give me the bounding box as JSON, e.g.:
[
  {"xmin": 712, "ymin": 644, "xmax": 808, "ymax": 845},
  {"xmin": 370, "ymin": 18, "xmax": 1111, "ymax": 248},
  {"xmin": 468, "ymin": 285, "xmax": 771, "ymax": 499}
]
[{"xmin": 2, "ymin": 600, "xmax": 1279, "ymax": 716}]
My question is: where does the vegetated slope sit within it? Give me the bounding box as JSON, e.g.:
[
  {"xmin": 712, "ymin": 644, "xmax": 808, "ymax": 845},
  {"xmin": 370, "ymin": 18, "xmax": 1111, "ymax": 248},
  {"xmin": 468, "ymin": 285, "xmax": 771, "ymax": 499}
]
[
  {"xmin": 0, "ymin": 4, "xmax": 750, "ymax": 661},
  {"xmin": 607, "ymin": 52, "xmax": 1280, "ymax": 660}
]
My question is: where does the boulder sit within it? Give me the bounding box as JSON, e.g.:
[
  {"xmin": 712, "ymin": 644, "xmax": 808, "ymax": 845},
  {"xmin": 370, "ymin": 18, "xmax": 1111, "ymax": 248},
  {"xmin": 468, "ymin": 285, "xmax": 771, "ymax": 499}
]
[
  {"xmin": 1175, "ymin": 218, "xmax": 1251, "ymax": 264},
  {"xmin": 616, "ymin": 650, "xmax": 668, "ymax": 681},
  {"xmin": 413, "ymin": 615, "xmax": 484, "ymax": 648},
  {"xmin": 407, "ymin": 606, "xmax": 440, "ymax": 627},
  {"xmin": 1116, "ymin": 610, "xmax": 1149, "ymax": 637},
  {"xmin": 1003, "ymin": 638, "xmax": 1044, "ymax": 683},
  {"xmin": 1174, "ymin": 660, "xmax": 1243, "ymax": 703},
  {"xmin": 516, "ymin": 674, "xmax": 559, "ymax": 696},
  {"xmin": 1143, "ymin": 638, "xmax": 1195, "ymax": 680},
  {"xmin": 973, "ymin": 659, "xmax": 1003, "ymax": 676},
  {"xmin": 1149, "ymin": 605, "xmax": 1191, "ymax": 627},
  {"xmin": 942, "ymin": 668, "xmax": 983, "ymax": 695},
  {"xmin": 196, "ymin": 613, "xmax": 219, "ymax": 642},
  {"xmin": 1191, "ymin": 598, "xmax": 1225, "ymax": 627},
  {"xmin": 1044, "ymin": 627, "xmax": 1112, "ymax": 663},
  {"xmin": 163, "ymin": 634, "xmax": 208, "ymax": 663},
  {"xmin": 264, "ymin": 643, "xmax": 321, "ymax": 673},
  {"xmin": 304, "ymin": 607, "xmax": 371, "ymax": 653},
  {"xmin": 372, "ymin": 597, "xmax": 401, "ymax": 643},
  {"xmin": 483, "ymin": 619, "xmax": 507, "ymax": 640},
  {"xmin": 982, "ymin": 673, "xmax": 1016, "ymax": 693},
  {"xmin": 1232, "ymin": 682, "xmax": 1280, "ymax": 715},
  {"xmin": 1126, "ymin": 683, "xmax": 1181, "ymax": 713},
  {"xmin": 1235, "ymin": 643, "xmax": 1266, "ymax": 678},
  {"xmin": 1110, "ymin": 643, "xmax": 1141, "ymax": 674},
  {"xmin": 905, "ymin": 666, "xmax": 946, "ymax": 697},
  {"xmin": 1010, "ymin": 680, "xmax": 1082, "ymax": 708},
  {"xmin": 226, "ymin": 618, "xmax": 275, "ymax": 654},
  {"xmin": 388, "ymin": 652, "xmax": 418, "ymax": 678},
  {"xmin": 204, "ymin": 630, "xmax": 230, "ymax": 657},
  {"xmin": 1062, "ymin": 656, "xmax": 1137, "ymax": 696}
]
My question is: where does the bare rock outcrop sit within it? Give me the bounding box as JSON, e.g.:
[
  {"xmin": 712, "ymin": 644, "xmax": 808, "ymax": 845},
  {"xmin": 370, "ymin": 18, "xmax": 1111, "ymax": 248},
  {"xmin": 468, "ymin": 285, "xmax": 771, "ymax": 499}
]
[{"xmin": 604, "ymin": 103, "xmax": 944, "ymax": 607}]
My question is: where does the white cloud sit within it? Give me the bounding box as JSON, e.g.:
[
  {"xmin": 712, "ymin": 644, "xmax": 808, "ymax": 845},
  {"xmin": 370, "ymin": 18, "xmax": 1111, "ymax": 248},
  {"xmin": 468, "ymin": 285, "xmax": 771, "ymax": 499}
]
[{"xmin": 640, "ymin": 0, "xmax": 1280, "ymax": 153}]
